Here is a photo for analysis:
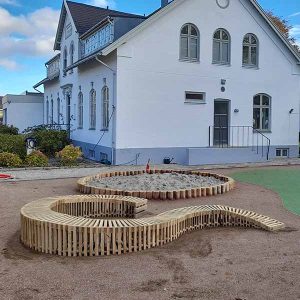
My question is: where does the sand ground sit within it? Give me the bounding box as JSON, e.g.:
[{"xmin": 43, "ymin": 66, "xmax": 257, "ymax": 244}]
[{"xmin": 0, "ymin": 167, "xmax": 299, "ymax": 300}]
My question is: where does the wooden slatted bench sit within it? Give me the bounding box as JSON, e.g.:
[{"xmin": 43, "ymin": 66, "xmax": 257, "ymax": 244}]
[
  {"xmin": 20, "ymin": 195, "xmax": 285, "ymax": 256},
  {"xmin": 77, "ymin": 169, "xmax": 235, "ymax": 200}
]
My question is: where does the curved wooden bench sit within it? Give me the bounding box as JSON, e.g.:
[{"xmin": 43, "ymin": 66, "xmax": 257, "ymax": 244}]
[
  {"xmin": 20, "ymin": 195, "xmax": 285, "ymax": 257},
  {"xmin": 77, "ymin": 169, "xmax": 235, "ymax": 200}
]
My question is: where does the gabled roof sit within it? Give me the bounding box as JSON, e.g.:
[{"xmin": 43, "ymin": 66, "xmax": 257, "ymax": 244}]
[
  {"xmin": 100, "ymin": 0, "xmax": 300, "ymax": 63},
  {"xmin": 54, "ymin": 0, "xmax": 145, "ymax": 50},
  {"xmin": 67, "ymin": 1, "xmax": 145, "ymax": 35}
]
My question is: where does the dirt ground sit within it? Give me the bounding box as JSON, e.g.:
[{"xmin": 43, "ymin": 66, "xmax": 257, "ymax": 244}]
[{"xmin": 0, "ymin": 167, "xmax": 299, "ymax": 300}]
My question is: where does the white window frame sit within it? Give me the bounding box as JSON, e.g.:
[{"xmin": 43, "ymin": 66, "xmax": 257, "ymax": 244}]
[
  {"xmin": 46, "ymin": 98, "xmax": 49, "ymax": 124},
  {"xmin": 185, "ymin": 91, "xmax": 206, "ymax": 104},
  {"xmin": 50, "ymin": 97, "xmax": 54, "ymax": 125},
  {"xmin": 63, "ymin": 47, "xmax": 68, "ymax": 75},
  {"xmin": 243, "ymin": 33, "xmax": 259, "ymax": 68},
  {"xmin": 213, "ymin": 28, "xmax": 231, "ymax": 65},
  {"xmin": 78, "ymin": 92, "xmax": 83, "ymax": 129},
  {"xmin": 102, "ymin": 86, "xmax": 109, "ymax": 130},
  {"xmin": 253, "ymin": 93, "xmax": 271, "ymax": 132},
  {"xmin": 89, "ymin": 89, "xmax": 96, "ymax": 130},
  {"xmin": 57, "ymin": 97, "xmax": 60, "ymax": 124},
  {"xmin": 179, "ymin": 23, "xmax": 200, "ymax": 62},
  {"xmin": 276, "ymin": 148, "xmax": 289, "ymax": 158},
  {"xmin": 69, "ymin": 42, "xmax": 75, "ymax": 72}
]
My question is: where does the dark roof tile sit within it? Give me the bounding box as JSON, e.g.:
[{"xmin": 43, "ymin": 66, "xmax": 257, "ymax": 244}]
[{"xmin": 66, "ymin": 1, "xmax": 145, "ymax": 35}]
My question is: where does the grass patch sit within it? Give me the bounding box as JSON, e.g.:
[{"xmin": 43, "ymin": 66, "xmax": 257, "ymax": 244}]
[{"xmin": 232, "ymin": 168, "xmax": 300, "ymax": 215}]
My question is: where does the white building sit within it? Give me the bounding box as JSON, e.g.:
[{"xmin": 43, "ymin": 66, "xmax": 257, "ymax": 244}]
[
  {"xmin": 2, "ymin": 92, "xmax": 44, "ymax": 132},
  {"xmin": 34, "ymin": 0, "xmax": 300, "ymax": 165}
]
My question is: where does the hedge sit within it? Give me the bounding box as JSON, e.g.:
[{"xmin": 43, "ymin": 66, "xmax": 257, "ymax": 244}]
[{"xmin": 0, "ymin": 134, "xmax": 26, "ymax": 159}]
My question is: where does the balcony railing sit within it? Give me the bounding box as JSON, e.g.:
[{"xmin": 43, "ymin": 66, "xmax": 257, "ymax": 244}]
[
  {"xmin": 47, "ymin": 55, "xmax": 60, "ymax": 79},
  {"xmin": 81, "ymin": 23, "xmax": 114, "ymax": 58},
  {"xmin": 208, "ymin": 125, "xmax": 271, "ymax": 160}
]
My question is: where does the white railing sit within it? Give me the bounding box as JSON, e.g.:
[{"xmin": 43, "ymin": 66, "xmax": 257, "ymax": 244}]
[
  {"xmin": 81, "ymin": 23, "xmax": 114, "ymax": 58},
  {"xmin": 47, "ymin": 55, "xmax": 60, "ymax": 79}
]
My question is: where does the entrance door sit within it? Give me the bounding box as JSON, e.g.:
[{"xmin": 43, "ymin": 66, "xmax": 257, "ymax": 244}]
[{"xmin": 214, "ymin": 100, "xmax": 229, "ymax": 146}]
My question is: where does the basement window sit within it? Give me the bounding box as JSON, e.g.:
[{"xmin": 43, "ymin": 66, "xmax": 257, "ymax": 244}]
[
  {"xmin": 185, "ymin": 92, "xmax": 206, "ymax": 104},
  {"xmin": 89, "ymin": 149, "xmax": 95, "ymax": 159},
  {"xmin": 276, "ymin": 148, "xmax": 289, "ymax": 158}
]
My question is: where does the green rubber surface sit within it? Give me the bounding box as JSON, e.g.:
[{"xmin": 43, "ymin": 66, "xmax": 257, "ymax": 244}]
[{"xmin": 232, "ymin": 168, "xmax": 300, "ymax": 215}]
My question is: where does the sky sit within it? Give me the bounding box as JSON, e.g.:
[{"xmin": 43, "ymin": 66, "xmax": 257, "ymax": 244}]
[{"xmin": 0, "ymin": 0, "xmax": 299, "ymax": 96}]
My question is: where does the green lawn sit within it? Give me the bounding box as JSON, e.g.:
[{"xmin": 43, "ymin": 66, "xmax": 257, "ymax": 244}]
[{"xmin": 232, "ymin": 168, "xmax": 300, "ymax": 215}]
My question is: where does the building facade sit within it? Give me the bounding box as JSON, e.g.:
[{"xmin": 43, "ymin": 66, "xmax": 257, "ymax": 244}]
[
  {"xmin": 35, "ymin": 0, "xmax": 300, "ymax": 165},
  {"xmin": 2, "ymin": 92, "xmax": 44, "ymax": 132}
]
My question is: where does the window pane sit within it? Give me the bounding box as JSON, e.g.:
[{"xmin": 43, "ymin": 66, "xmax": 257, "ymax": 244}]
[
  {"xmin": 186, "ymin": 93, "xmax": 204, "ymax": 100},
  {"xmin": 213, "ymin": 41, "xmax": 220, "ymax": 61},
  {"xmin": 262, "ymin": 108, "xmax": 269, "ymax": 130},
  {"xmin": 190, "ymin": 26, "xmax": 198, "ymax": 36},
  {"xmin": 221, "ymin": 42, "xmax": 229, "ymax": 62},
  {"xmin": 180, "ymin": 37, "xmax": 188, "ymax": 58},
  {"xmin": 251, "ymin": 47, "xmax": 257, "ymax": 65},
  {"xmin": 181, "ymin": 25, "xmax": 188, "ymax": 35},
  {"xmin": 262, "ymin": 95, "xmax": 269, "ymax": 106},
  {"xmin": 251, "ymin": 35, "xmax": 257, "ymax": 44},
  {"xmin": 222, "ymin": 30, "xmax": 229, "ymax": 40},
  {"xmin": 282, "ymin": 149, "xmax": 288, "ymax": 157},
  {"xmin": 253, "ymin": 95, "xmax": 260, "ymax": 105},
  {"xmin": 214, "ymin": 30, "xmax": 221, "ymax": 39},
  {"xmin": 253, "ymin": 108, "xmax": 260, "ymax": 129},
  {"xmin": 243, "ymin": 35, "xmax": 250, "ymax": 44},
  {"xmin": 190, "ymin": 38, "xmax": 198, "ymax": 59},
  {"xmin": 243, "ymin": 46, "xmax": 249, "ymax": 64},
  {"xmin": 276, "ymin": 149, "xmax": 281, "ymax": 157}
]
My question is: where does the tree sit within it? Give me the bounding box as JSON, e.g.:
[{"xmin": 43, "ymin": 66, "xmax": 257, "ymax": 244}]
[{"xmin": 266, "ymin": 11, "xmax": 299, "ymax": 52}]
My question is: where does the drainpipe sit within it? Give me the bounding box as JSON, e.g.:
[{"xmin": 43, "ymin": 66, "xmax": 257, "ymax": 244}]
[{"xmin": 95, "ymin": 54, "xmax": 117, "ymax": 165}]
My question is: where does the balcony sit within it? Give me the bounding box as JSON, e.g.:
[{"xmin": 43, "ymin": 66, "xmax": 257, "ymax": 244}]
[
  {"xmin": 46, "ymin": 54, "xmax": 60, "ymax": 79},
  {"xmin": 81, "ymin": 22, "xmax": 114, "ymax": 58}
]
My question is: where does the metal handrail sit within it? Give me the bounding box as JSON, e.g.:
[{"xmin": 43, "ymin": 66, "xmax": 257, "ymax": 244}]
[{"xmin": 209, "ymin": 125, "xmax": 271, "ymax": 160}]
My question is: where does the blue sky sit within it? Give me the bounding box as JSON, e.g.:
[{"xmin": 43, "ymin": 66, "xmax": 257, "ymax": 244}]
[{"xmin": 0, "ymin": 0, "xmax": 299, "ymax": 96}]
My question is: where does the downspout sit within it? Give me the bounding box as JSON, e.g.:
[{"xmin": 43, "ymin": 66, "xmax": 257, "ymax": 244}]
[{"xmin": 95, "ymin": 54, "xmax": 117, "ymax": 165}]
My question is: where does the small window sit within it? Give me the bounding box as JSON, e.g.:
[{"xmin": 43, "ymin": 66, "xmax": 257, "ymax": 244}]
[
  {"xmin": 69, "ymin": 42, "xmax": 75, "ymax": 69},
  {"xmin": 57, "ymin": 97, "xmax": 60, "ymax": 124},
  {"xmin": 100, "ymin": 152, "xmax": 108, "ymax": 161},
  {"xmin": 89, "ymin": 149, "xmax": 95, "ymax": 159},
  {"xmin": 185, "ymin": 92, "xmax": 206, "ymax": 104},
  {"xmin": 253, "ymin": 93, "xmax": 271, "ymax": 131},
  {"xmin": 89, "ymin": 89, "xmax": 96, "ymax": 129},
  {"xmin": 65, "ymin": 24, "xmax": 72, "ymax": 39},
  {"xmin": 276, "ymin": 148, "xmax": 289, "ymax": 158},
  {"xmin": 78, "ymin": 92, "xmax": 83, "ymax": 129},
  {"xmin": 50, "ymin": 97, "xmax": 54, "ymax": 125},
  {"xmin": 63, "ymin": 47, "xmax": 68, "ymax": 73},
  {"xmin": 243, "ymin": 33, "xmax": 258, "ymax": 67},
  {"xmin": 102, "ymin": 86, "xmax": 109, "ymax": 130},
  {"xmin": 213, "ymin": 28, "xmax": 231, "ymax": 65},
  {"xmin": 180, "ymin": 24, "xmax": 200, "ymax": 62},
  {"xmin": 46, "ymin": 98, "xmax": 49, "ymax": 124}
]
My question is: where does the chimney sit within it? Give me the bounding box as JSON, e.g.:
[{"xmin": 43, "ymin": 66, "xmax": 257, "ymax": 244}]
[{"xmin": 161, "ymin": 0, "xmax": 169, "ymax": 8}]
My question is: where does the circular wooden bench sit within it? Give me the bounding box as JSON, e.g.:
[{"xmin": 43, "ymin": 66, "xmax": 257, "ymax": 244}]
[
  {"xmin": 20, "ymin": 195, "xmax": 285, "ymax": 257},
  {"xmin": 77, "ymin": 169, "xmax": 235, "ymax": 200}
]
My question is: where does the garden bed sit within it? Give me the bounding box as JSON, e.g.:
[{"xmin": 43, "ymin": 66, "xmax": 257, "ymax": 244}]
[{"xmin": 78, "ymin": 169, "xmax": 235, "ymax": 200}]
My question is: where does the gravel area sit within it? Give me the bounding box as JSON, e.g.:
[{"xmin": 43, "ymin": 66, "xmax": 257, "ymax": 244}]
[
  {"xmin": 0, "ymin": 166, "xmax": 299, "ymax": 299},
  {"xmin": 89, "ymin": 173, "xmax": 224, "ymax": 191}
]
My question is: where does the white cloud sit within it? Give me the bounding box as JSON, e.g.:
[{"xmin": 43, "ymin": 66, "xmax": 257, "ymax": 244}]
[
  {"xmin": 87, "ymin": 0, "xmax": 116, "ymax": 9},
  {"xmin": 0, "ymin": 0, "xmax": 20, "ymax": 6},
  {"xmin": 0, "ymin": 58, "xmax": 19, "ymax": 70},
  {"xmin": 0, "ymin": 7, "xmax": 59, "ymax": 71},
  {"xmin": 289, "ymin": 12, "xmax": 300, "ymax": 18},
  {"xmin": 290, "ymin": 25, "xmax": 300, "ymax": 38}
]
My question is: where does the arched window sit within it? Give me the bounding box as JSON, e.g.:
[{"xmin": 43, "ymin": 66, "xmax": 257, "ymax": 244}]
[
  {"xmin": 213, "ymin": 28, "xmax": 231, "ymax": 64},
  {"xmin": 50, "ymin": 97, "xmax": 54, "ymax": 124},
  {"xmin": 57, "ymin": 97, "xmax": 60, "ymax": 124},
  {"xmin": 63, "ymin": 47, "xmax": 68, "ymax": 71},
  {"xmin": 78, "ymin": 92, "xmax": 83, "ymax": 129},
  {"xmin": 102, "ymin": 86, "xmax": 109, "ymax": 129},
  {"xmin": 89, "ymin": 89, "xmax": 96, "ymax": 129},
  {"xmin": 46, "ymin": 98, "xmax": 49, "ymax": 124},
  {"xmin": 69, "ymin": 42, "xmax": 74, "ymax": 68},
  {"xmin": 243, "ymin": 33, "xmax": 258, "ymax": 67},
  {"xmin": 180, "ymin": 23, "xmax": 199, "ymax": 61},
  {"xmin": 253, "ymin": 94, "xmax": 271, "ymax": 131}
]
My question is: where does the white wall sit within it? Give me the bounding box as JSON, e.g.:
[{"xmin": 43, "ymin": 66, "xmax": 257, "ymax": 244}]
[
  {"xmin": 2, "ymin": 94, "xmax": 44, "ymax": 132},
  {"xmin": 116, "ymin": 0, "xmax": 300, "ymax": 149}
]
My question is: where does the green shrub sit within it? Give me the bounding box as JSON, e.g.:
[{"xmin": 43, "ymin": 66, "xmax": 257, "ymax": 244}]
[
  {"xmin": 0, "ymin": 134, "xmax": 26, "ymax": 158},
  {"xmin": 24, "ymin": 151, "xmax": 49, "ymax": 167},
  {"xmin": 0, "ymin": 152, "xmax": 22, "ymax": 167},
  {"xmin": 27, "ymin": 129, "xmax": 70, "ymax": 157},
  {"xmin": 56, "ymin": 145, "xmax": 82, "ymax": 166},
  {"xmin": 0, "ymin": 125, "xmax": 19, "ymax": 135}
]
